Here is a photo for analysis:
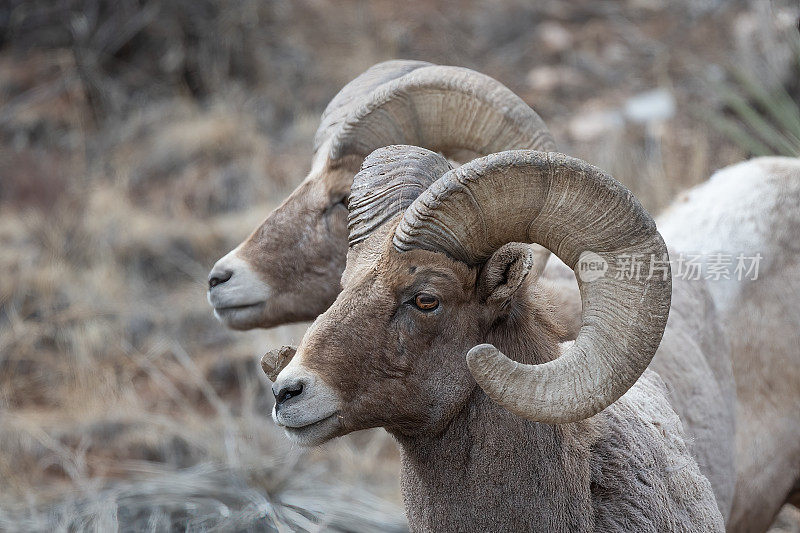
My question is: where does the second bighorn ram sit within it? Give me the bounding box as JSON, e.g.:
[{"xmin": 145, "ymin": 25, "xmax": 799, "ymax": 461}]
[
  {"xmin": 262, "ymin": 147, "xmax": 725, "ymax": 531},
  {"xmin": 207, "ymin": 60, "xmax": 555, "ymax": 330}
]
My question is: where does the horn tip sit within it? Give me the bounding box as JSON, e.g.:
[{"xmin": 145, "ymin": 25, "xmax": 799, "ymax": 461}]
[
  {"xmin": 466, "ymin": 343, "xmax": 515, "ymax": 385},
  {"xmin": 466, "ymin": 343, "xmax": 500, "ymax": 361},
  {"xmin": 261, "ymin": 345, "xmax": 297, "ymax": 381}
]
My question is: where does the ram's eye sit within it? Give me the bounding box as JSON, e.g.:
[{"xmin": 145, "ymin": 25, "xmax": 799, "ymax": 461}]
[{"xmin": 414, "ymin": 293, "xmax": 439, "ymax": 311}]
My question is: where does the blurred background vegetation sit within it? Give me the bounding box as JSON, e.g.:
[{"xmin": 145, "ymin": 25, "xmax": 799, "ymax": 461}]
[{"xmin": 0, "ymin": 0, "xmax": 799, "ymax": 530}]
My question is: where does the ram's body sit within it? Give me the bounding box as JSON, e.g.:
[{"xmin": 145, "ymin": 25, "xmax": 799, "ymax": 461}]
[
  {"xmin": 639, "ymin": 268, "xmax": 736, "ymax": 520},
  {"xmin": 397, "ymin": 363, "xmax": 723, "ymax": 532},
  {"xmin": 542, "ymin": 156, "xmax": 800, "ymax": 531},
  {"xmin": 657, "ymin": 157, "xmax": 800, "ymax": 531}
]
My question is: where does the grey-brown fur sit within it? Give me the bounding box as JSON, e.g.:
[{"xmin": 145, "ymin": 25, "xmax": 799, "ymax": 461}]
[{"xmin": 398, "ymin": 370, "xmax": 723, "ymax": 532}]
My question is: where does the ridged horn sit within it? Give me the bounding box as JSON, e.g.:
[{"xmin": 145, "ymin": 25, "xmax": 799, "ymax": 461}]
[
  {"xmin": 314, "ymin": 60, "xmax": 433, "ymax": 154},
  {"xmin": 348, "ymin": 145, "xmax": 452, "ymax": 247},
  {"xmin": 317, "ymin": 62, "xmax": 556, "ymax": 163},
  {"xmin": 394, "ymin": 150, "xmax": 671, "ymax": 424}
]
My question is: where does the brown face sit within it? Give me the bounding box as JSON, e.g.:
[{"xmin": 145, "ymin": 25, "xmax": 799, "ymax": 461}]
[
  {"xmin": 207, "ymin": 159, "xmax": 358, "ymax": 329},
  {"xmin": 268, "ymin": 222, "xmax": 540, "ymax": 446}
]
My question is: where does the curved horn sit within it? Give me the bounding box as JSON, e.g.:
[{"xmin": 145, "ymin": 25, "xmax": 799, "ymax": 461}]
[
  {"xmin": 325, "ymin": 62, "xmax": 556, "ymax": 267},
  {"xmin": 318, "ymin": 63, "xmax": 556, "ymax": 162},
  {"xmin": 314, "ymin": 60, "xmax": 433, "ymax": 154},
  {"xmin": 348, "ymin": 145, "xmax": 452, "ymax": 247},
  {"xmin": 394, "ymin": 150, "xmax": 671, "ymax": 424}
]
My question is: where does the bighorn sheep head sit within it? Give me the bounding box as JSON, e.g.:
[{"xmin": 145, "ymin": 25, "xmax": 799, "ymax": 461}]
[
  {"xmin": 207, "ymin": 61, "xmax": 554, "ymax": 330},
  {"xmin": 266, "ymin": 146, "xmax": 671, "ymax": 446}
]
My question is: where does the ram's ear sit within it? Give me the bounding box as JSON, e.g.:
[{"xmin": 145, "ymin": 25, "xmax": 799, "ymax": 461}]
[{"xmin": 478, "ymin": 243, "xmax": 536, "ymax": 309}]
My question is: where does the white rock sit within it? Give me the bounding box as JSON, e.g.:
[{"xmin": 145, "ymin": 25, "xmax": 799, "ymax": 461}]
[
  {"xmin": 624, "ymin": 88, "xmax": 676, "ymax": 124},
  {"xmin": 568, "ymin": 109, "xmax": 624, "ymax": 142},
  {"xmin": 538, "ymin": 22, "xmax": 573, "ymax": 52},
  {"xmin": 526, "ymin": 65, "xmax": 581, "ymax": 92}
]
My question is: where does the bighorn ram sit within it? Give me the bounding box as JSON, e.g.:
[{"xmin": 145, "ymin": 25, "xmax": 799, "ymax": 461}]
[
  {"xmin": 207, "ymin": 60, "xmax": 555, "ymax": 330},
  {"xmin": 537, "ymin": 156, "xmax": 800, "ymax": 532},
  {"xmin": 262, "ymin": 147, "xmax": 725, "ymax": 531}
]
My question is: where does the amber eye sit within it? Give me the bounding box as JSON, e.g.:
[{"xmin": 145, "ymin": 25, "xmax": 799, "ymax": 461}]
[{"xmin": 414, "ymin": 293, "xmax": 439, "ymax": 311}]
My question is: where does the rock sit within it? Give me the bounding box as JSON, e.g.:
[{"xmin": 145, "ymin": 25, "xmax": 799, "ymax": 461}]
[
  {"xmin": 526, "ymin": 65, "xmax": 582, "ymax": 92},
  {"xmin": 624, "ymin": 88, "xmax": 676, "ymax": 124},
  {"xmin": 538, "ymin": 22, "xmax": 573, "ymax": 53},
  {"xmin": 568, "ymin": 109, "xmax": 624, "ymax": 142}
]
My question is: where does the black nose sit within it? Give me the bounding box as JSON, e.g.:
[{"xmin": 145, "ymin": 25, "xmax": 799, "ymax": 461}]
[
  {"xmin": 208, "ymin": 269, "xmax": 233, "ymax": 288},
  {"xmin": 273, "ymin": 380, "xmax": 304, "ymax": 408}
]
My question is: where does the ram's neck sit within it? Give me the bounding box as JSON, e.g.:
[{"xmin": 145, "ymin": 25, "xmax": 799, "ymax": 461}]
[
  {"xmin": 395, "ymin": 283, "xmax": 596, "ymax": 532},
  {"xmin": 396, "ymin": 391, "xmax": 596, "ymax": 532}
]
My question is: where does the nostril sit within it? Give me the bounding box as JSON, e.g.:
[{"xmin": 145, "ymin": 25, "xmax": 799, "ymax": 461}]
[
  {"xmin": 208, "ymin": 269, "xmax": 233, "ymax": 289},
  {"xmin": 274, "ymin": 381, "xmax": 304, "ymax": 407}
]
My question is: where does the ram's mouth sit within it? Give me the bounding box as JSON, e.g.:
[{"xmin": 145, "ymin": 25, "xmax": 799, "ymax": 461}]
[
  {"xmin": 280, "ymin": 413, "xmax": 341, "ymax": 446},
  {"xmin": 211, "ymin": 302, "xmax": 267, "ymax": 330},
  {"xmin": 213, "ymin": 301, "xmax": 265, "ymax": 312}
]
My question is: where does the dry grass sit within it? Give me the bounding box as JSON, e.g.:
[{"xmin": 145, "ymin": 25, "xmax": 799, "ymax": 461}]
[
  {"xmin": 0, "ymin": 95, "xmax": 405, "ymax": 530},
  {"xmin": 1, "ymin": 0, "xmax": 799, "ymax": 530}
]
